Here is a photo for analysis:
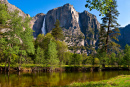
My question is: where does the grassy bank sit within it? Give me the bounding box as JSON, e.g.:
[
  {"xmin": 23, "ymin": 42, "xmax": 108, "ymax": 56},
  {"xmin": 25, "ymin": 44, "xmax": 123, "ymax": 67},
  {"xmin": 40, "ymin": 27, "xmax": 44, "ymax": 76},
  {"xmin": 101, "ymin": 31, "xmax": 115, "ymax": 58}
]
[
  {"xmin": 64, "ymin": 75, "xmax": 130, "ymax": 87},
  {"xmin": 0, "ymin": 63, "xmax": 130, "ymax": 72}
]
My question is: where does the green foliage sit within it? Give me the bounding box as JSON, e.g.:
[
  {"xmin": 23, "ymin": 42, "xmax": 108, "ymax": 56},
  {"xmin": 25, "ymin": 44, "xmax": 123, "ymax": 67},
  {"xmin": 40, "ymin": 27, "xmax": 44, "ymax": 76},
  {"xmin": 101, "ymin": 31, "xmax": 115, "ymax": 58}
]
[
  {"xmin": 123, "ymin": 44, "xmax": 130, "ymax": 67},
  {"xmin": 51, "ymin": 19, "xmax": 64, "ymax": 40},
  {"xmin": 94, "ymin": 58, "xmax": 100, "ymax": 65},
  {"xmin": 35, "ymin": 34, "xmax": 44, "ymax": 48},
  {"xmin": 117, "ymin": 52, "xmax": 124, "ymax": 66},
  {"xmin": 85, "ymin": 0, "xmax": 114, "ymax": 16},
  {"xmin": 0, "ymin": 3, "xmax": 10, "ymax": 25},
  {"xmin": 70, "ymin": 54, "xmax": 83, "ymax": 65},
  {"xmin": 21, "ymin": 17, "xmax": 35, "ymax": 55},
  {"xmin": 64, "ymin": 52, "xmax": 73, "ymax": 65},
  {"xmin": 97, "ymin": 51, "xmax": 109, "ymax": 66},
  {"xmin": 35, "ymin": 46, "xmax": 45, "ymax": 64},
  {"xmin": 47, "ymin": 40, "xmax": 59, "ymax": 66},
  {"xmin": 99, "ymin": 0, "xmax": 120, "ymax": 54},
  {"xmin": 0, "ymin": 2, "xmax": 35, "ymax": 70},
  {"xmin": 109, "ymin": 52, "xmax": 116, "ymax": 65},
  {"xmin": 56, "ymin": 41, "xmax": 68, "ymax": 65}
]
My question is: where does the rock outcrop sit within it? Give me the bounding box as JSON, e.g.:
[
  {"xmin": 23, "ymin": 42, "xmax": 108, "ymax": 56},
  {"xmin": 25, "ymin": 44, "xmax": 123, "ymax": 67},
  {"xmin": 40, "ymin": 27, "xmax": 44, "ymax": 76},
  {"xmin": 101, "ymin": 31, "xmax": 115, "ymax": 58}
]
[{"xmin": 30, "ymin": 13, "xmax": 45, "ymax": 38}]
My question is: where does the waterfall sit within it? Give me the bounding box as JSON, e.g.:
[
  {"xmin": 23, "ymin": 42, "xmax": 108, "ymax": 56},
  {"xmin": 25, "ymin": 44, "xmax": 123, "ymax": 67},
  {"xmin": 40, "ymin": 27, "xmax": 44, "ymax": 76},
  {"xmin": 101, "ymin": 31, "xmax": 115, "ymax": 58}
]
[{"xmin": 41, "ymin": 16, "xmax": 46, "ymax": 35}]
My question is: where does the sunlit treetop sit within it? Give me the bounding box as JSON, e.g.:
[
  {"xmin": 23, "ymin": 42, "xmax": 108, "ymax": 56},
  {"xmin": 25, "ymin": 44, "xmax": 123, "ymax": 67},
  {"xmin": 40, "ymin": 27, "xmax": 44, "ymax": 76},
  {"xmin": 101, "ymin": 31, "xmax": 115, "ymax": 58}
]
[{"xmin": 85, "ymin": 0, "xmax": 115, "ymax": 16}]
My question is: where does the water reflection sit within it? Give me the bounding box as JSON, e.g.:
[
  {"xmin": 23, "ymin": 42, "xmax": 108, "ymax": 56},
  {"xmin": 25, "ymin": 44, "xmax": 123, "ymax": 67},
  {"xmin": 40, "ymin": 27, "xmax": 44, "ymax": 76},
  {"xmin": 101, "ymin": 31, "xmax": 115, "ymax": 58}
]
[{"xmin": 0, "ymin": 71, "xmax": 130, "ymax": 87}]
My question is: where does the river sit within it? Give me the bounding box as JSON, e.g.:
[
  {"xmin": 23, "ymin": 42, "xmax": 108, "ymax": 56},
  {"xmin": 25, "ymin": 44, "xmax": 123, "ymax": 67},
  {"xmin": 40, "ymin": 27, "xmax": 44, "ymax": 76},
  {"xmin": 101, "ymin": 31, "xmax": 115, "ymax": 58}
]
[{"xmin": 0, "ymin": 71, "xmax": 130, "ymax": 87}]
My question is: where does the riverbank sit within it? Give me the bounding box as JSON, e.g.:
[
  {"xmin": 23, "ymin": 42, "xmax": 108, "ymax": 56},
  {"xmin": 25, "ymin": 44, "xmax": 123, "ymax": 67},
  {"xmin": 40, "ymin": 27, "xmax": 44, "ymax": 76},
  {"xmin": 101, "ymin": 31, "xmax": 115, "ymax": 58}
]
[
  {"xmin": 0, "ymin": 64, "xmax": 130, "ymax": 72},
  {"xmin": 65, "ymin": 75, "xmax": 130, "ymax": 87}
]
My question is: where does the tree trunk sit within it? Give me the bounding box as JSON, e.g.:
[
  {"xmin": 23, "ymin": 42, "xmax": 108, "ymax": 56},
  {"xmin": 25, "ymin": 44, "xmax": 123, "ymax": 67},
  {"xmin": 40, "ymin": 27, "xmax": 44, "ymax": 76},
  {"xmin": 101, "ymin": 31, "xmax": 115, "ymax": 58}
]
[
  {"xmin": 105, "ymin": 11, "xmax": 111, "ymax": 53},
  {"xmin": 8, "ymin": 57, "xmax": 10, "ymax": 72},
  {"xmin": 5, "ymin": 58, "xmax": 8, "ymax": 72},
  {"xmin": 18, "ymin": 54, "xmax": 22, "ymax": 71}
]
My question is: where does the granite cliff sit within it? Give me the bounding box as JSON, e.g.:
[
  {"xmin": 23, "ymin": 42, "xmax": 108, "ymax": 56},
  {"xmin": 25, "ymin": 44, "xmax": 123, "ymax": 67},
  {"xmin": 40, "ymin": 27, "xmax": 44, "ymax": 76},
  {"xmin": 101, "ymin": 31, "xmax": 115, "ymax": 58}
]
[{"xmin": 30, "ymin": 13, "xmax": 45, "ymax": 38}]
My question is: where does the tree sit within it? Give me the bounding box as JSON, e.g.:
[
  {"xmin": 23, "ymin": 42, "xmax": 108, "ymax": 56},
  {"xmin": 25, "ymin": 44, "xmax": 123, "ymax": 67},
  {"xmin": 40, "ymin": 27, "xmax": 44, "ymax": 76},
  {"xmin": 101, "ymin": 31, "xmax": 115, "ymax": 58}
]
[
  {"xmin": 98, "ymin": 26, "xmax": 106, "ymax": 52},
  {"xmin": 86, "ymin": 0, "xmax": 120, "ymax": 54},
  {"xmin": 35, "ymin": 34, "xmax": 44, "ymax": 48},
  {"xmin": 82, "ymin": 53, "xmax": 88, "ymax": 65},
  {"xmin": 64, "ymin": 52, "xmax": 74, "ymax": 65},
  {"xmin": 123, "ymin": 44, "xmax": 130, "ymax": 68},
  {"xmin": 2, "ymin": 10, "xmax": 23, "ymax": 71},
  {"xmin": 47, "ymin": 40, "xmax": 59, "ymax": 70},
  {"xmin": 101, "ymin": 0, "xmax": 120, "ymax": 53},
  {"xmin": 97, "ymin": 51, "xmax": 109, "ymax": 68},
  {"xmin": 56, "ymin": 41, "xmax": 68, "ymax": 66},
  {"xmin": 18, "ymin": 17, "xmax": 35, "ymax": 70},
  {"xmin": 70, "ymin": 54, "xmax": 83, "ymax": 65},
  {"xmin": 51, "ymin": 19, "xmax": 64, "ymax": 40},
  {"xmin": 35, "ymin": 46, "xmax": 45, "ymax": 65},
  {"xmin": 0, "ymin": 5, "xmax": 35, "ymax": 71},
  {"xmin": 0, "ymin": 3, "xmax": 10, "ymax": 25},
  {"xmin": 110, "ymin": 52, "xmax": 116, "ymax": 67},
  {"xmin": 117, "ymin": 52, "xmax": 124, "ymax": 68}
]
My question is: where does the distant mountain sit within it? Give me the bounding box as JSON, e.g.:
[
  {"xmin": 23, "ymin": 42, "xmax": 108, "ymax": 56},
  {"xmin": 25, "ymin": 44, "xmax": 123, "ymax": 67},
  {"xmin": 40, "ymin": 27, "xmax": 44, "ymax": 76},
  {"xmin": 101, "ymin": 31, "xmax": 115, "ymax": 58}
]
[{"xmin": 118, "ymin": 24, "xmax": 130, "ymax": 49}]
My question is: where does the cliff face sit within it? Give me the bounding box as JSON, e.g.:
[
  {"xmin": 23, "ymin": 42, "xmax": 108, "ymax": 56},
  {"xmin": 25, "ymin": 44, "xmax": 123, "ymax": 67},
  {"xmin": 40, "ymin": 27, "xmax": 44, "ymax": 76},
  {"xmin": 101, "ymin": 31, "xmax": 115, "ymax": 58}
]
[
  {"xmin": 30, "ymin": 13, "xmax": 45, "ymax": 38},
  {"xmin": 46, "ymin": 4, "xmax": 80, "ymax": 33},
  {"xmin": 79, "ymin": 11, "xmax": 100, "ymax": 47},
  {"xmin": 0, "ymin": 0, "xmax": 28, "ymax": 18},
  {"xmin": 32, "ymin": 3, "xmax": 100, "ymax": 53}
]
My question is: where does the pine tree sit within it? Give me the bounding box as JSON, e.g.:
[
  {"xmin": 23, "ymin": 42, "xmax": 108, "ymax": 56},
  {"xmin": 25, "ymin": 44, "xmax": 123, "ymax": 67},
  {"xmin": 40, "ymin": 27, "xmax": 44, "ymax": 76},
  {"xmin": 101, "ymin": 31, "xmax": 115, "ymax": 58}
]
[
  {"xmin": 98, "ymin": 25, "xmax": 106, "ymax": 52},
  {"xmin": 51, "ymin": 19, "xmax": 63, "ymax": 40},
  {"xmin": 123, "ymin": 44, "xmax": 130, "ymax": 68},
  {"xmin": 101, "ymin": 0, "xmax": 120, "ymax": 53}
]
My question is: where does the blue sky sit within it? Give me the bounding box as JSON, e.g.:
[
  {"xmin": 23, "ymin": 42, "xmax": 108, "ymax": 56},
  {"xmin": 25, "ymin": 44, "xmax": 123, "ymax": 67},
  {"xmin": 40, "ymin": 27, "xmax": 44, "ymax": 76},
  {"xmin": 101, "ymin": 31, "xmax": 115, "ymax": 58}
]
[{"xmin": 8, "ymin": 0, "xmax": 130, "ymax": 27}]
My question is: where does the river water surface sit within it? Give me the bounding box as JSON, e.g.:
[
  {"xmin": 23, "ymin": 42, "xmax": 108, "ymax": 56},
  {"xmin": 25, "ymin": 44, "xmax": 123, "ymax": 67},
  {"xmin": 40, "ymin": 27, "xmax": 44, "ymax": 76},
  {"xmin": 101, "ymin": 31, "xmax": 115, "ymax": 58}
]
[{"xmin": 0, "ymin": 71, "xmax": 130, "ymax": 87}]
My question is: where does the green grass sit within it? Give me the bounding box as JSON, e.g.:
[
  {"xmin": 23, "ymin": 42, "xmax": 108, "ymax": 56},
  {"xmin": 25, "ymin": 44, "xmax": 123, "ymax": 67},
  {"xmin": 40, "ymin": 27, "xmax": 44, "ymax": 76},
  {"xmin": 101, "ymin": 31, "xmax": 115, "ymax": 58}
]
[{"xmin": 64, "ymin": 75, "xmax": 130, "ymax": 87}]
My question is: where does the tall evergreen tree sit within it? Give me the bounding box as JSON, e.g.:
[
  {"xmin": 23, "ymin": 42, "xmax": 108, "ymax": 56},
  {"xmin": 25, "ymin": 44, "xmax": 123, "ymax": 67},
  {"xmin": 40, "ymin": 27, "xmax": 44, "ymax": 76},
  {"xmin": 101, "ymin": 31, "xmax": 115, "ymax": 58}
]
[
  {"xmin": 51, "ymin": 19, "xmax": 63, "ymax": 40},
  {"xmin": 101, "ymin": 0, "xmax": 120, "ymax": 53},
  {"xmin": 123, "ymin": 44, "xmax": 130, "ymax": 68}
]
